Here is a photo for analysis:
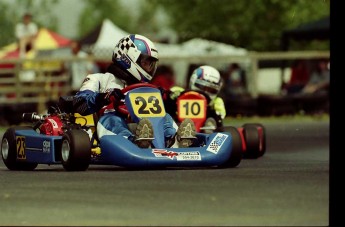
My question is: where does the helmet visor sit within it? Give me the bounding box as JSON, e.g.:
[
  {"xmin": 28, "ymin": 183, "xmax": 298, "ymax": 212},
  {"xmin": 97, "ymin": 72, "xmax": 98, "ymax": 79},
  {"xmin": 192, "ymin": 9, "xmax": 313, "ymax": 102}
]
[
  {"xmin": 138, "ymin": 54, "xmax": 158, "ymax": 76},
  {"xmin": 194, "ymin": 79, "xmax": 219, "ymax": 94}
]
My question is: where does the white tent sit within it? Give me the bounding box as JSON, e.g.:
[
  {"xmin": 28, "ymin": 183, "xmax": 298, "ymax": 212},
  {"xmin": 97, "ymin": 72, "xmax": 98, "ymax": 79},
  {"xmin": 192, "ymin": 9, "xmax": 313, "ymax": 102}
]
[
  {"xmin": 181, "ymin": 38, "xmax": 248, "ymax": 56},
  {"xmin": 81, "ymin": 19, "xmax": 129, "ymax": 58},
  {"xmin": 93, "ymin": 19, "xmax": 129, "ymax": 50},
  {"xmin": 82, "ymin": 19, "xmax": 247, "ymax": 58},
  {"xmin": 158, "ymin": 38, "xmax": 249, "ymax": 86},
  {"xmin": 80, "ymin": 20, "xmax": 249, "ymax": 87}
]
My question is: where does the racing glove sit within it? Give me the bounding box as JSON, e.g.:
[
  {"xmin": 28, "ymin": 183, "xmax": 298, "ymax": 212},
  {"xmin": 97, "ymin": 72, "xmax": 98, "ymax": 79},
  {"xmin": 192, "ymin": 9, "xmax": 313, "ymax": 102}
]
[
  {"xmin": 169, "ymin": 86, "xmax": 185, "ymax": 100},
  {"xmin": 96, "ymin": 88, "xmax": 125, "ymax": 106},
  {"xmin": 212, "ymin": 97, "xmax": 226, "ymax": 119}
]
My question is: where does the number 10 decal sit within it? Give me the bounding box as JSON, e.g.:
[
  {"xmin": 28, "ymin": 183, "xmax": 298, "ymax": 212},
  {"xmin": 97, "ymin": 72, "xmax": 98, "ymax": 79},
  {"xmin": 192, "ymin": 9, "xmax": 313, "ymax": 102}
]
[{"xmin": 178, "ymin": 100, "xmax": 205, "ymax": 119}]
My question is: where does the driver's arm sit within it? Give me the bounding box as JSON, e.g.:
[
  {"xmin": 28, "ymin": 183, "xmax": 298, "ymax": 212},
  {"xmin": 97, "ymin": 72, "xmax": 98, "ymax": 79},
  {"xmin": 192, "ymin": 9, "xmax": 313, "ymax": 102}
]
[
  {"xmin": 73, "ymin": 73, "xmax": 121, "ymax": 115},
  {"xmin": 211, "ymin": 97, "xmax": 226, "ymax": 119}
]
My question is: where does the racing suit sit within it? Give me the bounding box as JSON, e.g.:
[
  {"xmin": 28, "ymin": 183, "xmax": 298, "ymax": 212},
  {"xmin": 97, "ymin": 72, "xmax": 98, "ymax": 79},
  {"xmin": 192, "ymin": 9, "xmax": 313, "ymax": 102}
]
[{"xmin": 73, "ymin": 64, "xmax": 177, "ymax": 141}]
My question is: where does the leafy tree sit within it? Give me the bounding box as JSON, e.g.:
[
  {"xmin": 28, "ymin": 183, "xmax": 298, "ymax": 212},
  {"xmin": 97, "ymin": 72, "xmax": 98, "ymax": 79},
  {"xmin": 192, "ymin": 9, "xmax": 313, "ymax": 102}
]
[
  {"xmin": 0, "ymin": 0, "xmax": 58, "ymax": 47},
  {"xmin": 77, "ymin": 0, "xmax": 133, "ymax": 37},
  {"xmin": 148, "ymin": 0, "xmax": 330, "ymax": 51}
]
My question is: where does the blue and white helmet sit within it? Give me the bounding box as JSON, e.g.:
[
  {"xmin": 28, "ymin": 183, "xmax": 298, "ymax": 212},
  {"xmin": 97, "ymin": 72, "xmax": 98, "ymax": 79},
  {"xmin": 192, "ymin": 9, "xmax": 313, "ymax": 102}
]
[
  {"xmin": 112, "ymin": 34, "xmax": 159, "ymax": 83},
  {"xmin": 189, "ymin": 65, "xmax": 223, "ymax": 100}
]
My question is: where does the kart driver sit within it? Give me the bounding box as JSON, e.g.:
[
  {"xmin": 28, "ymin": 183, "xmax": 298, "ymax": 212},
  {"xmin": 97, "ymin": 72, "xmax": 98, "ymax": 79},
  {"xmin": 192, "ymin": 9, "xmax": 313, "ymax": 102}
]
[
  {"xmin": 73, "ymin": 34, "xmax": 196, "ymax": 148},
  {"xmin": 165, "ymin": 65, "xmax": 226, "ymax": 127}
]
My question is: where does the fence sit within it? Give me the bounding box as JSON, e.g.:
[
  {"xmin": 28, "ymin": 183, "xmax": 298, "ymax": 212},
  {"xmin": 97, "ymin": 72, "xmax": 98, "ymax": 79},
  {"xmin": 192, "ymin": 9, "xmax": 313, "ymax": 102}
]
[{"xmin": 0, "ymin": 51, "xmax": 330, "ymax": 117}]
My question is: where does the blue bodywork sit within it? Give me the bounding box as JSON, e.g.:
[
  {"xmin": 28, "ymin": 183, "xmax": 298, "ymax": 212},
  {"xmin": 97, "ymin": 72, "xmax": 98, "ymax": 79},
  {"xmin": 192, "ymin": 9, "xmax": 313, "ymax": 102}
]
[{"xmin": 11, "ymin": 87, "xmax": 237, "ymax": 168}]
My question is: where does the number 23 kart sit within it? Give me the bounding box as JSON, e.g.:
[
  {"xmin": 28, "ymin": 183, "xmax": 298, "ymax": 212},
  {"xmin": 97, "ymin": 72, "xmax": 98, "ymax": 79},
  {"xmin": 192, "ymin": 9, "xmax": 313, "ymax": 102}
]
[{"xmin": 1, "ymin": 84, "xmax": 243, "ymax": 171}]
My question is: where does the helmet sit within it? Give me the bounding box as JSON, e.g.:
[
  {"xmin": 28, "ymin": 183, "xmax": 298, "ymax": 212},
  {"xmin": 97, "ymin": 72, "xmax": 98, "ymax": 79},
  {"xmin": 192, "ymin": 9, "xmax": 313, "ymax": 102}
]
[
  {"xmin": 112, "ymin": 34, "xmax": 159, "ymax": 83},
  {"xmin": 189, "ymin": 65, "xmax": 223, "ymax": 100}
]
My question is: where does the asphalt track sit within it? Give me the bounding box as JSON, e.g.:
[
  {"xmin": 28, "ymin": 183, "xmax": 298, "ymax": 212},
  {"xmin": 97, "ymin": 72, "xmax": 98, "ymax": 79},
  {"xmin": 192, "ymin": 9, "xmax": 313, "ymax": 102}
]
[{"xmin": 0, "ymin": 119, "xmax": 329, "ymax": 226}]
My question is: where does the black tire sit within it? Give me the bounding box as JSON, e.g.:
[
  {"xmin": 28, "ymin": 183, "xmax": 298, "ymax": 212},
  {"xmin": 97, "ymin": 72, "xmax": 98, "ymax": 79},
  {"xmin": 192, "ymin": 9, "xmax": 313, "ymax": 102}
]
[
  {"xmin": 242, "ymin": 123, "xmax": 266, "ymax": 157},
  {"xmin": 218, "ymin": 126, "xmax": 242, "ymax": 168},
  {"xmin": 61, "ymin": 129, "xmax": 91, "ymax": 171},
  {"xmin": 242, "ymin": 124, "xmax": 261, "ymax": 159},
  {"xmin": 1, "ymin": 127, "xmax": 38, "ymax": 171}
]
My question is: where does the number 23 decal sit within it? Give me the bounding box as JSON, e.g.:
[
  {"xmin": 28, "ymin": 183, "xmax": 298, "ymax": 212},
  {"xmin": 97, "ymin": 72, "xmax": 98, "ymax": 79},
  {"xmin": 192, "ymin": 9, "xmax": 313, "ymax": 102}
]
[{"xmin": 129, "ymin": 92, "xmax": 165, "ymax": 117}]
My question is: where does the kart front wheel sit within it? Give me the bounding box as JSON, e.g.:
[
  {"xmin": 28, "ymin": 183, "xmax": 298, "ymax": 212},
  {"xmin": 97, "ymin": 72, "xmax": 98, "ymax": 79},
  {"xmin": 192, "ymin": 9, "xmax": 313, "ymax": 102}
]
[
  {"xmin": 61, "ymin": 130, "xmax": 91, "ymax": 171},
  {"xmin": 218, "ymin": 126, "xmax": 242, "ymax": 168},
  {"xmin": 1, "ymin": 127, "xmax": 38, "ymax": 171}
]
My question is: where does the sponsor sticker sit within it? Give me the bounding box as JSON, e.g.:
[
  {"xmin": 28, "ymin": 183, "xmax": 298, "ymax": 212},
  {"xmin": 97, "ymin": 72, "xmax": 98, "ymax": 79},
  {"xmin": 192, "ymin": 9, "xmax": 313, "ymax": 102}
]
[
  {"xmin": 152, "ymin": 149, "xmax": 201, "ymax": 161},
  {"xmin": 43, "ymin": 140, "xmax": 51, "ymax": 153},
  {"xmin": 206, "ymin": 133, "xmax": 228, "ymax": 154},
  {"xmin": 176, "ymin": 151, "xmax": 201, "ymax": 161},
  {"xmin": 48, "ymin": 118, "xmax": 58, "ymax": 128},
  {"xmin": 152, "ymin": 149, "xmax": 178, "ymax": 159}
]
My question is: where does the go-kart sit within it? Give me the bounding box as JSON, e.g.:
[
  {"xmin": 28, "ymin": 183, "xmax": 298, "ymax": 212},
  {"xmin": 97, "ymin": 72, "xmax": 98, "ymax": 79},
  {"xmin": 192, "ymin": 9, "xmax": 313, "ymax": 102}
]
[
  {"xmin": 171, "ymin": 90, "xmax": 266, "ymax": 159},
  {"xmin": 1, "ymin": 84, "xmax": 243, "ymax": 171}
]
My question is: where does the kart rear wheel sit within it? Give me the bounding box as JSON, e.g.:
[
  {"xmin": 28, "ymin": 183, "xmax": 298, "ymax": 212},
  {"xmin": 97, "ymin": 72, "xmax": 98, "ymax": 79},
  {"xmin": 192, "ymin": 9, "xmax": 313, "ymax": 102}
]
[
  {"xmin": 61, "ymin": 129, "xmax": 91, "ymax": 171},
  {"xmin": 242, "ymin": 123, "xmax": 266, "ymax": 157},
  {"xmin": 242, "ymin": 124, "xmax": 260, "ymax": 159},
  {"xmin": 1, "ymin": 127, "xmax": 38, "ymax": 171},
  {"xmin": 218, "ymin": 126, "xmax": 242, "ymax": 168}
]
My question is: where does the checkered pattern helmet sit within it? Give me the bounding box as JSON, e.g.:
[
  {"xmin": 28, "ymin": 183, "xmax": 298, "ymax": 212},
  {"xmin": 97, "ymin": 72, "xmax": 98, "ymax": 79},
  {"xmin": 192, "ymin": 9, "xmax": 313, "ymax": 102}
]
[
  {"xmin": 189, "ymin": 65, "xmax": 223, "ymax": 100},
  {"xmin": 112, "ymin": 34, "xmax": 159, "ymax": 83}
]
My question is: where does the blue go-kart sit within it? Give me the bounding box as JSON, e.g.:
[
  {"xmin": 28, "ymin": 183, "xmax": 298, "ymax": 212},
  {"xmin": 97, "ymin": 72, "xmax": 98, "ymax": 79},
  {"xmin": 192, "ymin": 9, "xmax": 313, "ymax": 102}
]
[{"xmin": 1, "ymin": 84, "xmax": 242, "ymax": 171}]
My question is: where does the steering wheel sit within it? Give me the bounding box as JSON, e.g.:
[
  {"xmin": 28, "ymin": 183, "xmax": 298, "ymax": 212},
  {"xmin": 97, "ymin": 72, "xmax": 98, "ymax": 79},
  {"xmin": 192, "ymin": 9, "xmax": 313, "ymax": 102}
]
[{"xmin": 116, "ymin": 83, "xmax": 159, "ymax": 116}]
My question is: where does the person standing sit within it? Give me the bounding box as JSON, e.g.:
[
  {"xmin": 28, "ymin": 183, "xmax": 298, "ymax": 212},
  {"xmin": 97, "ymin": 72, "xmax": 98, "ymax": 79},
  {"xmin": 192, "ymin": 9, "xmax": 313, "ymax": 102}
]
[
  {"xmin": 15, "ymin": 13, "xmax": 38, "ymax": 58},
  {"xmin": 66, "ymin": 41, "xmax": 95, "ymax": 95},
  {"xmin": 225, "ymin": 63, "xmax": 248, "ymax": 98},
  {"xmin": 302, "ymin": 59, "xmax": 330, "ymax": 94}
]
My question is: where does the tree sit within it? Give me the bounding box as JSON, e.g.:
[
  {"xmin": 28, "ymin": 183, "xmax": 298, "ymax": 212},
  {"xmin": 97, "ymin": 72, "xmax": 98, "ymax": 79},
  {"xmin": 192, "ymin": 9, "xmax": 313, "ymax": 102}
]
[
  {"xmin": 149, "ymin": 0, "xmax": 330, "ymax": 51},
  {"xmin": 77, "ymin": 0, "xmax": 133, "ymax": 37},
  {"xmin": 0, "ymin": 0, "xmax": 59, "ymax": 47},
  {"xmin": 76, "ymin": 0, "xmax": 329, "ymax": 51}
]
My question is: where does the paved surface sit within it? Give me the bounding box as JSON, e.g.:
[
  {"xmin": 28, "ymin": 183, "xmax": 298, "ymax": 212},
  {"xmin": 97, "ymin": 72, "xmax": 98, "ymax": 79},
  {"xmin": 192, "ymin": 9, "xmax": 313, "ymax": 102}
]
[{"xmin": 0, "ymin": 120, "xmax": 329, "ymax": 226}]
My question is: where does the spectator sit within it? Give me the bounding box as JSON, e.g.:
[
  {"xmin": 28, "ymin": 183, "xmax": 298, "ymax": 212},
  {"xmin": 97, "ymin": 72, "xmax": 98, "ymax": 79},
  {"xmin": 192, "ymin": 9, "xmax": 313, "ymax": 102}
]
[
  {"xmin": 302, "ymin": 59, "xmax": 330, "ymax": 94},
  {"xmin": 66, "ymin": 41, "xmax": 95, "ymax": 95},
  {"xmin": 282, "ymin": 59, "xmax": 310, "ymax": 95},
  {"xmin": 151, "ymin": 65, "xmax": 175, "ymax": 90},
  {"xmin": 224, "ymin": 63, "xmax": 247, "ymax": 97},
  {"xmin": 15, "ymin": 13, "xmax": 38, "ymax": 58}
]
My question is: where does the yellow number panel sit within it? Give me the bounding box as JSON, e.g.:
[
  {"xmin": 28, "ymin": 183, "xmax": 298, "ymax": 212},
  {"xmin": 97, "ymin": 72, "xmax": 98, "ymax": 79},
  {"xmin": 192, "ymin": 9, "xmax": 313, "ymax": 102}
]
[
  {"xmin": 129, "ymin": 92, "xmax": 165, "ymax": 117},
  {"xmin": 178, "ymin": 99, "xmax": 205, "ymax": 119},
  {"xmin": 16, "ymin": 136, "xmax": 26, "ymax": 160}
]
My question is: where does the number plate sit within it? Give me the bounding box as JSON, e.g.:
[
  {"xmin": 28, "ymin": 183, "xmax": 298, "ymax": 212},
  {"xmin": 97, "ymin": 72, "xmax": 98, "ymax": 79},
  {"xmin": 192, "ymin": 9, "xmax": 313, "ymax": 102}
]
[
  {"xmin": 129, "ymin": 92, "xmax": 165, "ymax": 117},
  {"xmin": 178, "ymin": 99, "xmax": 205, "ymax": 119}
]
